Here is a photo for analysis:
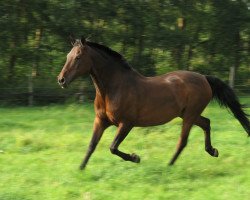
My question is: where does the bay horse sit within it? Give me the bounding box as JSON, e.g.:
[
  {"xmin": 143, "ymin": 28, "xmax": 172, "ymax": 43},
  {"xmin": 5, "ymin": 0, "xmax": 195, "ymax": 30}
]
[{"xmin": 58, "ymin": 37, "xmax": 250, "ymax": 170}]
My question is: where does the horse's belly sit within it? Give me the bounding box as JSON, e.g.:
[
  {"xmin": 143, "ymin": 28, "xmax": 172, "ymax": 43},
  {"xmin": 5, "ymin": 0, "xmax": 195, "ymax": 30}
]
[{"xmin": 135, "ymin": 105, "xmax": 179, "ymax": 127}]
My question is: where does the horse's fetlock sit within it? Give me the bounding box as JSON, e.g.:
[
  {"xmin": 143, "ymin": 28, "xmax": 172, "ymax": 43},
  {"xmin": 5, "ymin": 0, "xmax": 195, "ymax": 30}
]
[
  {"xmin": 110, "ymin": 147, "xmax": 117, "ymax": 154},
  {"xmin": 205, "ymin": 146, "xmax": 210, "ymax": 152}
]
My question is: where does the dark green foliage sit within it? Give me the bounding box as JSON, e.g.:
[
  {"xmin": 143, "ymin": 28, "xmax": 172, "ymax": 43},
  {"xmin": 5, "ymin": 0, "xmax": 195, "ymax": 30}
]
[{"xmin": 0, "ymin": 0, "xmax": 249, "ymax": 105}]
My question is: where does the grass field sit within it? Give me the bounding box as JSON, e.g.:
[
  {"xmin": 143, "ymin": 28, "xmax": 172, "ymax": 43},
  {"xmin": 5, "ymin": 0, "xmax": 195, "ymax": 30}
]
[{"xmin": 0, "ymin": 98, "xmax": 249, "ymax": 200}]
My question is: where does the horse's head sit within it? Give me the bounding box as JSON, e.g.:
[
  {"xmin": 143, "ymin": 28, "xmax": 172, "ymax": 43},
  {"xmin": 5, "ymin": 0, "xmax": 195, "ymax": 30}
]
[{"xmin": 58, "ymin": 36, "xmax": 92, "ymax": 88}]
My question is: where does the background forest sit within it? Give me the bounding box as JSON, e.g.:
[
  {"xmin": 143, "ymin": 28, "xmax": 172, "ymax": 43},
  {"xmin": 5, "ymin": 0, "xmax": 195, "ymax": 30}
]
[{"xmin": 0, "ymin": 0, "xmax": 249, "ymax": 105}]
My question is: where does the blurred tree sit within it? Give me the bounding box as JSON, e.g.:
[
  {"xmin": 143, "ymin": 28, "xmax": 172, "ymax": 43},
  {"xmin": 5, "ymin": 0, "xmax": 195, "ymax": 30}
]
[
  {"xmin": 208, "ymin": 0, "xmax": 249, "ymax": 88},
  {"xmin": 0, "ymin": 0, "xmax": 249, "ymax": 105}
]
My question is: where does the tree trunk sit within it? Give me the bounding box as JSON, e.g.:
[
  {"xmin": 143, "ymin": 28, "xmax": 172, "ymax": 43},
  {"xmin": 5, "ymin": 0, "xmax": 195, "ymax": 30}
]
[
  {"xmin": 33, "ymin": 28, "xmax": 43, "ymax": 76},
  {"xmin": 28, "ymin": 71, "xmax": 34, "ymax": 106},
  {"xmin": 28, "ymin": 28, "xmax": 43, "ymax": 106},
  {"xmin": 8, "ymin": 54, "xmax": 16, "ymax": 81},
  {"xmin": 8, "ymin": 41, "xmax": 17, "ymax": 80},
  {"xmin": 175, "ymin": 17, "xmax": 186, "ymax": 70},
  {"xmin": 229, "ymin": 66, "xmax": 235, "ymax": 89},
  {"xmin": 186, "ymin": 44, "xmax": 193, "ymax": 71},
  {"xmin": 229, "ymin": 31, "xmax": 241, "ymax": 89}
]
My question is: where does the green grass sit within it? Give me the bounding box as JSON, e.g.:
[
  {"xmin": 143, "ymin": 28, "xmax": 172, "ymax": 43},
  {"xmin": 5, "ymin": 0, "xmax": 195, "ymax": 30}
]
[{"xmin": 0, "ymin": 98, "xmax": 249, "ymax": 200}]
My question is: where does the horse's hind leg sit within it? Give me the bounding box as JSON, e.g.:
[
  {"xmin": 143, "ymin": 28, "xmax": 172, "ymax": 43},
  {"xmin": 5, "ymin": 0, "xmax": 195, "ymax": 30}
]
[
  {"xmin": 168, "ymin": 119, "xmax": 193, "ymax": 165},
  {"xmin": 109, "ymin": 123, "xmax": 140, "ymax": 163},
  {"xmin": 195, "ymin": 116, "xmax": 219, "ymax": 157}
]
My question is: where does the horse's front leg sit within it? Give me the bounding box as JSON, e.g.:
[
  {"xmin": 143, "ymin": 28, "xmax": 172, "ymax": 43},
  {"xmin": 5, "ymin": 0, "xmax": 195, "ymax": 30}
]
[
  {"xmin": 79, "ymin": 117, "xmax": 109, "ymax": 170},
  {"xmin": 110, "ymin": 123, "xmax": 140, "ymax": 163}
]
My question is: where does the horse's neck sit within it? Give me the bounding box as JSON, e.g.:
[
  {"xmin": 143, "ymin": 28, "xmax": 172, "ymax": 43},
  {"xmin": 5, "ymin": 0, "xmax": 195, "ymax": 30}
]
[
  {"xmin": 89, "ymin": 48, "xmax": 143, "ymax": 100},
  {"xmin": 89, "ymin": 53, "xmax": 120, "ymax": 98},
  {"xmin": 90, "ymin": 68, "xmax": 108, "ymax": 98}
]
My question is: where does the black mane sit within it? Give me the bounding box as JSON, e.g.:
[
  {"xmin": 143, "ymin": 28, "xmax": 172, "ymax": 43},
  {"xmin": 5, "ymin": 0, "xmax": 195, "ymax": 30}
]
[{"xmin": 84, "ymin": 41, "xmax": 131, "ymax": 69}]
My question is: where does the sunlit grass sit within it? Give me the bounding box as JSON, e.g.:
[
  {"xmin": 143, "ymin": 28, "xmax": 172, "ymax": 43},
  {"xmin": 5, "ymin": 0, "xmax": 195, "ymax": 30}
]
[{"xmin": 0, "ymin": 98, "xmax": 249, "ymax": 200}]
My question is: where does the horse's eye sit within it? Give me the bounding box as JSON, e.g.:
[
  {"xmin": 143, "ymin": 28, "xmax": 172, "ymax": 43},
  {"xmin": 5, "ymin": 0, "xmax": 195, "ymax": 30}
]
[{"xmin": 76, "ymin": 56, "xmax": 80, "ymax": 60}]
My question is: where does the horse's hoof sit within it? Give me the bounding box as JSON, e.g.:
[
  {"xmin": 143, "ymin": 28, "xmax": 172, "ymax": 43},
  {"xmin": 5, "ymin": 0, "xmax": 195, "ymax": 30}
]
[
  {"xmin": 131, "ymin": 153, "xmax": 140, "ymax": 163},
  {"xmin": 168, "ymin": 161, "xmax": 174, "ymax": 166},
  {"xmin": 213, "ymin": 148, "xmax": 219, "ymax": 157},
  {"xmin": 79, "ymin": 164, "xmax": 86, "ymax": 170},
  {"xmin": 206, "ymin": 147, "xmax": 219, "ymax": 157}
]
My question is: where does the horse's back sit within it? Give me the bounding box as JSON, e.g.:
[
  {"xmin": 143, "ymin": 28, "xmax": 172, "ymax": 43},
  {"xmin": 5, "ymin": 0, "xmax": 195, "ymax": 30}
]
[
  {"xmin": 159, "ymin": 71, "xmax": 213, "ymax": 107},
  {"xmin": 134, "ymin": 71, "xmax": 212, "ymax": 126}
]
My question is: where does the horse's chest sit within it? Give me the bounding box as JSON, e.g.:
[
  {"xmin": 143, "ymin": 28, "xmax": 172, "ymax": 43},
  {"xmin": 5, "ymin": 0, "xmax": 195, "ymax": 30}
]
[
  {"xmin": 95, "ymin": 95, "xmax": 136, "ymax": 125},
  {"xmin": 105, "ymin": 102, "xmax": 125, "ymax": 125},
  {"xmin": 106, "ymin": 110, "xmax": 119, "ymax": 125},
  {"xmin": 95, "ymin": 103, "xmax": 121, "ymax": 125}
]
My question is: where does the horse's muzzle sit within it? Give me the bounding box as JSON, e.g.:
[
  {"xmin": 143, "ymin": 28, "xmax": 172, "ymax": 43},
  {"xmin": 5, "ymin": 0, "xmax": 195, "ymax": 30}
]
[{"xmin": 58, "ymin": 77, "xmax": 67, "ymax": 88}]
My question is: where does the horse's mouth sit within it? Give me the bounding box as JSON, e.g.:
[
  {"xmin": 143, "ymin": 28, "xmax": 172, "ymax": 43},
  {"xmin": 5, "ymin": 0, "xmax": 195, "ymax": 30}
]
[{"xmin": 59, "ymin": 82, "xmax": 68, "ymax": 89}]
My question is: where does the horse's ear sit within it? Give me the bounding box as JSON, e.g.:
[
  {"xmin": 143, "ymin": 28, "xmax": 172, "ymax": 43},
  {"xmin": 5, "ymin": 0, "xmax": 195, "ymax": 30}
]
[
  {"xmin": 69, "ymin": 35, "xmax": 75, "ymax": 46},
  {"xmin": 80, "ymin": 36, "xmax": 86, "ymax": 46}
]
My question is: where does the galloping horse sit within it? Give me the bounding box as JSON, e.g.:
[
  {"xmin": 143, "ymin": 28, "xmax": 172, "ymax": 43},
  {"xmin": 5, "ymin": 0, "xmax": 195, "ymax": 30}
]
[{"xmin": 58, "ymin": 37, "xmax": 250, "ymax": 170}]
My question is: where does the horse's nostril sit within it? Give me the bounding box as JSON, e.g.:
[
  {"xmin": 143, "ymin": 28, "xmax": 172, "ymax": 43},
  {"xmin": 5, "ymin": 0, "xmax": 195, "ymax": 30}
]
[{"xmin": 59, "ymin": 77, "xmax": 65, "ymax": 84}]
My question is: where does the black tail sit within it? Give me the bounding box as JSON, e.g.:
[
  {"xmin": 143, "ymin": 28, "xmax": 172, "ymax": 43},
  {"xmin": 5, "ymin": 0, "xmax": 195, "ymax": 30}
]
[{"xmin": 206, "ymin": 75, "xmax": 250, "ymax": 136}]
